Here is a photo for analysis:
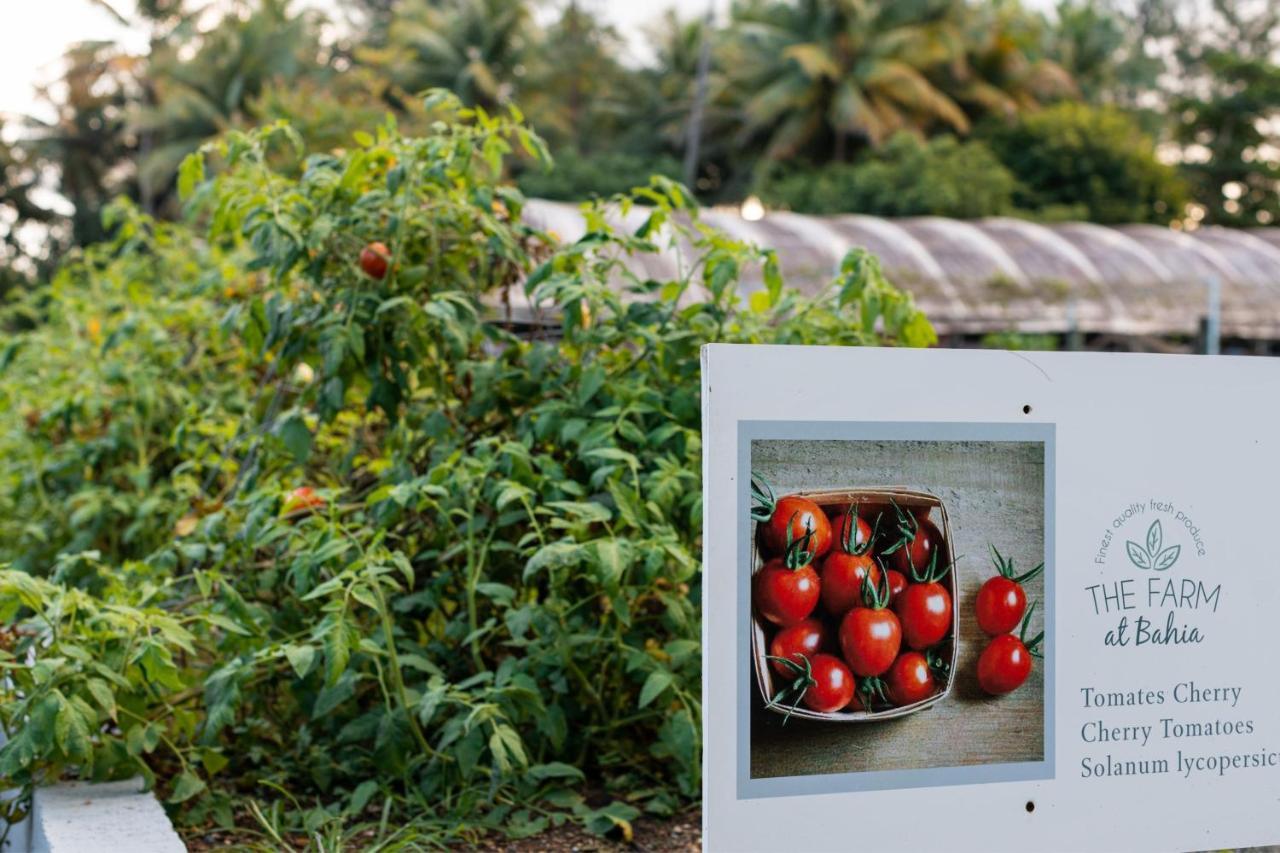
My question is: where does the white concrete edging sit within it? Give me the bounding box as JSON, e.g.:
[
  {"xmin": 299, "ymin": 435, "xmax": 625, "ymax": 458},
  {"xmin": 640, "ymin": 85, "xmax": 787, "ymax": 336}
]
[{"xmin": 10, "ymin": 778, "xmax": 183, "ymax": 853}]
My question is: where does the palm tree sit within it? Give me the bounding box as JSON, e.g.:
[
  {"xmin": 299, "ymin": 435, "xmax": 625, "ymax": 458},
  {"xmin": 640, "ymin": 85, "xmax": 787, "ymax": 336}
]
[
  {"xmin": 723, "ymin": 0, "xmax": 972, "ymax": 162},
  {"xmin": 940, "ymin": 1, "xmax": 1076, "ymax": 120},
  {"xmin": 363, "ymin": 0, "xmax": 532, "ymax": 112},
  {"xmin": 130, "ymin": 0, "xmax": 324, "ymax": 204}
]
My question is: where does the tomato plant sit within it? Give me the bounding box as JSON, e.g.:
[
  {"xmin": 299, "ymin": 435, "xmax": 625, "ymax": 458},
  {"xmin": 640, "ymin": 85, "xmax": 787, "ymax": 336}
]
[
  {"xmin": 894, "ymin": 551, "xmax": 954, "ymax": 650},
  {"xmin": 751, "ymin": 475, "xmax": 832, "ymax": 559},
  {"xmin": 0, "ymin": 94, "xmax": 934, "ymax": 845},
  {"xmin": 838, "ymin": 572, "xmax": 901, "ymax": 677},
  {"xmin": 976, "ymin": 544, "xmax": 1044, "ymax": 636},
  {"xmin": 978, "ymin": 603, "xmax": 1044, "ymax": 695}
]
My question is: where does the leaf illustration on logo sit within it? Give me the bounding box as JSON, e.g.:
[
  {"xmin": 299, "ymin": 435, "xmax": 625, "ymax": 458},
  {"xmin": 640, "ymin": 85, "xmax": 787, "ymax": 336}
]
[
  {"xmin": 1152, "ymin": 545, "xmax": 1181, "ymax": 571},
  {"xmin": 1146, "ymin": 520, "xmax": 1162, "ymax": 555},
  {"xmin": 1126, "ymin": 540, "xmax": 1153, "ymax": 570}
]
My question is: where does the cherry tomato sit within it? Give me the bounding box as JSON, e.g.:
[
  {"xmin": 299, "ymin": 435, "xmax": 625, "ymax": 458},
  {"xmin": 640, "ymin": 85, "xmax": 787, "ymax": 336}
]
[
  {"xmin": 768, "ymin": 619, "xmax": 828, "ymax": 676},
  {"xmin": 883, "ymin": 515, "xmax": 942, "ymax": 575},
  {"xmin": 886, "ymin": 651, "xmax": 936, "ymax": 706},
  {"xmin": 976, "ymin": 545, "xmax": 1044, "ymax": 636},
  {"xmin": 818, "ymin": 551, "xmax": 881, "ymax": 616},
  {"xmin": 281, "ymin": 486, "xmax": 325, "ymax": 516},
  {"xmin": 829, "ymin": 505, "xmax": 872, "ymax": 554},
  {"xmin": 758, "ymin": 495, "xmax": 832, "ymax": 559},
  {"xmin": 359, "ymin": 241, "xmax": 390, "ymax": 279},
  {"xmin": 799, "ymin": 654, "xmax": 856, "ymax": 713},
  {"xmin": 751, "ymin": 475, "xmax": 832, "ymax": 559},
  {"xmin": 895, "ymin": 581, "xmax": 952, "ymax": 650},
  {"xmin": 839, "ymin": 606, "xmax": 901, "ymax": 677},
  {"xmin": 977, "ymin": 634, "xmax": 1033, "ymax": 695},
  {"xmin": 886, "ymin": 569, "xmax": 907, "ymax": 602},
  {"xmin": 976, "ymin": 576, "xmax": 1026, "ymax": 636},
  {"xmin": 753, "ymin": 559, "xmax": 820, "ymax": 626}
]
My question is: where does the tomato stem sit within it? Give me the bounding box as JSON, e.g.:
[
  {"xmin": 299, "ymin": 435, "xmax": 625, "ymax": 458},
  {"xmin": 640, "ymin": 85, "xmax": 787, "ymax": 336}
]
[
  {"xmin": 781, "ymin": 513, "xmax": 817, "ymax": 570},
  {"xmin": 991, "ymin": 543, "xmax": 1044, "ymax": 584},
  {"xmin": 764, "ymin": 654, "xmax": 816, "ymax": 724},
  {"xmin": 749, "ymin": 472, "xmax": 776, "ymax": 522},
  {"xmin": 1020, "ymin": 599, "xmax": 1045, "ymax": 656},
  {"xmin": 860, "ymin": 563, "xmax": 892, "ymax": 610},
  {"xmin": 838, "ymin": 502, "xmax": 873, "ymax": 556}
]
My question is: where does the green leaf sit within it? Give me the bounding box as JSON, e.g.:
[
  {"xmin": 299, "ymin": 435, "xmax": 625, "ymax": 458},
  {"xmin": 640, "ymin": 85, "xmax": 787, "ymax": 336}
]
[
  {"xmin": 84, "ymin": 678, "xmax": 117, "ymax": 721},
  {"xmin": 284, "ymin": 644, "xmax": 317, "ymax": 679},
  {"xmin": 277, "ymin": 415, "xmax": 312, "ymax": 463},
  {"xmin": 349, "ymin": 780, "xmax": 379, "ymax": 814},
  {"xmin": 638, "ymin": 670, "xmax": 673, "ymax": 708},
  {"xmin": 168, "ymin": 770, "xmax": 207, "ymax": 804}
]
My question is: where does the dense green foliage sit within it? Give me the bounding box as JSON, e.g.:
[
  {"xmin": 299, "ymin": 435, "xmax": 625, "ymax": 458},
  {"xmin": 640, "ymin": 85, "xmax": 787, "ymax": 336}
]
[
  {"xmin": 980, "ymin": 103, "xmax": 1188, "ymax": 224},
  {"xmin": 0, "ymin": 101, "xmax": 933, "ymax": 846},
  {"xmin": 758, "ymin": 133, "xmax": 1017, "ymax": 218}
]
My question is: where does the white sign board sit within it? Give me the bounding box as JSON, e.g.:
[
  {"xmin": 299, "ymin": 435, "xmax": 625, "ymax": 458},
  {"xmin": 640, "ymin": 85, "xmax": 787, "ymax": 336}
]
[{"xmin": 701, "ymin": 344, "xmax": 1280, "ymax": 852}]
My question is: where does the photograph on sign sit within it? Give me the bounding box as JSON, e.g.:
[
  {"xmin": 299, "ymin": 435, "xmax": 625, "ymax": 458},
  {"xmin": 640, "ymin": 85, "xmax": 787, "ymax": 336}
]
[{"xmin": 748, "ymin": 437, "xmax": 1047, "ymax": 786}]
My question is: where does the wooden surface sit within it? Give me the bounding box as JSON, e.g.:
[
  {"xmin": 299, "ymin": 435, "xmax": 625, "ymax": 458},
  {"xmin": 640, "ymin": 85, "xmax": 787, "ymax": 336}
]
[{"xmin": 750, "ymin": 439, "xmax": 1046, "ymax": 780}]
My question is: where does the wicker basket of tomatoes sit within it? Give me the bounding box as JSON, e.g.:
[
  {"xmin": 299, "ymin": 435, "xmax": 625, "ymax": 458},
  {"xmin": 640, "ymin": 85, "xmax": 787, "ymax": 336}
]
[{"xmin": 750, "ymin": 476, "xmax": 959, "ymax": 722}]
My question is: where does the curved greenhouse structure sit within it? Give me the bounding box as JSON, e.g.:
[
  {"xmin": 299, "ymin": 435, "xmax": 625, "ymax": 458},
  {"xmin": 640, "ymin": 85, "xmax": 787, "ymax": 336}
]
[{"xmin": 523, "ymin": 199, "xmax": 1280, "ymax": 353}]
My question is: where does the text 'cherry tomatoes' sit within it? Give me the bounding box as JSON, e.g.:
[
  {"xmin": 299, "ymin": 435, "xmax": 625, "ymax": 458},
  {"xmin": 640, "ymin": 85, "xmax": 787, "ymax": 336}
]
[{"xmin": 360, "ymin": 241, "xmax": 390, "ymax": 279}]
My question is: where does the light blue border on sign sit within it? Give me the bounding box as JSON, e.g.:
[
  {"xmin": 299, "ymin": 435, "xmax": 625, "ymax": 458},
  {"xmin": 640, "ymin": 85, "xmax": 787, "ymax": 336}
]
[{"xmin": 736, "ymin": 419, "xmax": 1056, "ymax": 801}]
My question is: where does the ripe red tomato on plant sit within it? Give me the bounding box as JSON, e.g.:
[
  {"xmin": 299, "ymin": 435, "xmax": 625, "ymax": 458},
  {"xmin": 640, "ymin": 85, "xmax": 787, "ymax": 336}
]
[
  {"xmin": 879, "ymin": 502, "xmax": 941, "ymax": 575},
  {"xmin": 885, "ymin": 651, "xmax": 936, "ymax": 706},
  {"xmin": 838, "ymin": 572, "xmax": 901, "ymax": 677},
  {"xmin": 751, "ymin": 474, "xmax": 832, "ymax": 559},
  {"xmin": 359, "ymin": 241, "xmax": 390, "ymax": 279},
  {"xmin": 768, "ymin": 619, "xmax": 828, "ymax": 676},
  {"xmin": 978, "ymin": 602, "xmax": 1043, "ymax": 696},
  {"xmin": 753, "ymin": 531, "xmax": 821, "ymax": 626},
  {"xmin": 976, "ymin": 544, "xmax": 1044, "ymax": 636},
  {"xmin": 281, "ymin": 486, "xmax": 325, "ymax": 516}
]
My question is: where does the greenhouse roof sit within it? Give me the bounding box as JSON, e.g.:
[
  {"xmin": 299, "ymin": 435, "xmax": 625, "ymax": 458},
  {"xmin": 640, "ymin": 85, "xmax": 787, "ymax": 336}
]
[{"xmin": 524, "ymin": 199, "xmax": 1280, "ymax": 341}]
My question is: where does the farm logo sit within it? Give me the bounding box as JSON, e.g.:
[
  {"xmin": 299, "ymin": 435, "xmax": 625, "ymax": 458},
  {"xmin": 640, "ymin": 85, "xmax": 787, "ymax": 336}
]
[
  {"xmin": 1125, "ymin": 520, "xmax": 1180, "ymax": 572},
  {"xmin": 1086, "ymin": 500, "xmax": 1218, "ymax": 648}
]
